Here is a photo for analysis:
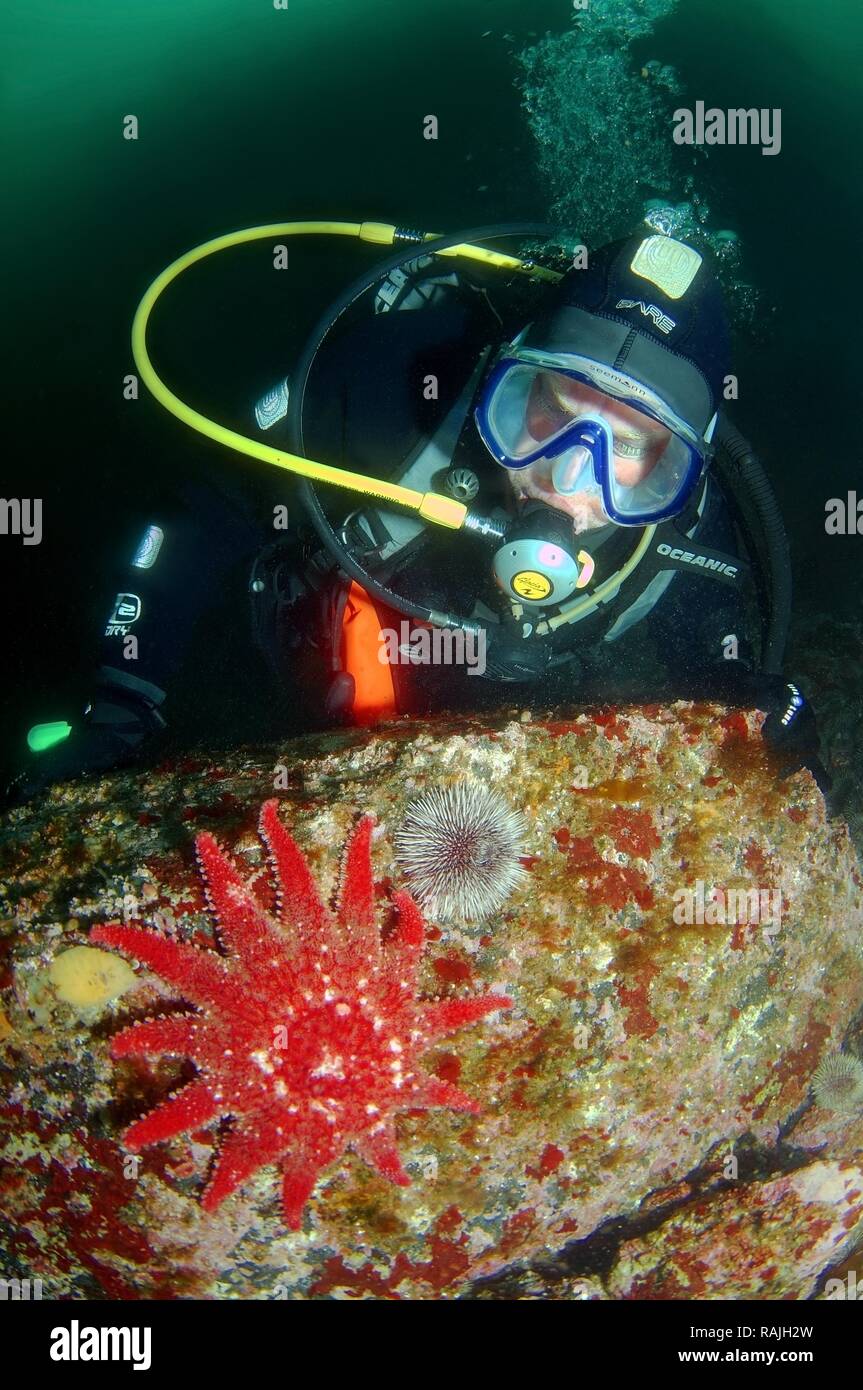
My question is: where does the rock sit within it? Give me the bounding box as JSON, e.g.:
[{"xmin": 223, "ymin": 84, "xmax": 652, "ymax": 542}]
[
  {"xmin": 607, "ymin": 1160, "xmax": 863, "ymax": 1300},
  {"xmin": 1, "ymin": 704, "xmax": 861, "ymax": 1299},
  {"xmin": 788, "ymin": 612, "xmax": 863, "ymax": 858}
]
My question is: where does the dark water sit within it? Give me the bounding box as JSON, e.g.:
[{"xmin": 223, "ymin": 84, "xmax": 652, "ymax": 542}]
[{"xmin": 3, "ymin": 0, "xmax": 861, "ymax": 783}]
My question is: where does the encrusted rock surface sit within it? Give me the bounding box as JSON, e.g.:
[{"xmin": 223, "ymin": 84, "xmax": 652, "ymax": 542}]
[
  {"xmin": 1, "ymin": 703, "xmax": 862, "ymax": 1300},
  {"xmin": 789, "ymin": 612, "xmax": 863, "ymax": 858},
  {"xmin": 606, "ymin": 1161, "xmax": 863, "ymax": 1300}
]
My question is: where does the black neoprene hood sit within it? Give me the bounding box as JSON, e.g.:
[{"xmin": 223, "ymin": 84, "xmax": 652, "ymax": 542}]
[{"xmin": 521, "ymin": 235, "xmax": 732, "ymax": 436}]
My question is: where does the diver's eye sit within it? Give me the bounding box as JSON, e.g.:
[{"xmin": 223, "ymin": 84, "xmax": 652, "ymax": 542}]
[
  {"xmin": 546, "ymin": 376, "xmax": 587, "ymax": 416},
  {"xmin": 528, "ymin": 376, "xmax": 573, "ymax": 435},
  {"xmin": 539, "ymin": 376, "xmax": 570, "ymax": 413},
  {"xmin": 613, "ymin": 434, "xmax": 653, "ymax": 459}
]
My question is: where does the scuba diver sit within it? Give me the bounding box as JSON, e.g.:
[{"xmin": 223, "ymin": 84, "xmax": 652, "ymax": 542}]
[{"xmin": 12, "ymin": 222, "xmax": 825, "ymax": 798}]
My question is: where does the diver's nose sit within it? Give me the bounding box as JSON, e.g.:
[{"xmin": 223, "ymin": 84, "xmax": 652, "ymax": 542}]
[{"xmin": 551, "ymin": 445, "xmax": 592, "ymax": 495}]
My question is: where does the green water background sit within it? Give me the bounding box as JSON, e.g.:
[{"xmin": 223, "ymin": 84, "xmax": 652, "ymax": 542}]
[{"xmin": 2, "ymin": 0, "xmax": 861, "ymax": 767}]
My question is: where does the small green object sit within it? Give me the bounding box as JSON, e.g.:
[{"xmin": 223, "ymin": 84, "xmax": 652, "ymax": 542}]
[{"xmin": 27, "ymin": 721, "xmax": 73, "ymax": 754}]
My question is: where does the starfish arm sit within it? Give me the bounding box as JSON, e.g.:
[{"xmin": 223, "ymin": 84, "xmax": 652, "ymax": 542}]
[
  {"xmin": 376, "ymin": 887, "xmax": 425, "ymax": 997},
  {"xmin": 195, "ymin": 830, "xmax": 295, "ymax": 971},
  {"xmin": 123, "ymin": 1078, "xmax": 217, "ymax": 1151},
  {"xmin": 420, "ymin": 993, "xmax": 513, "ymax": 1042},
  {"xmin": 407, "ymin": 1074, "xmax": 482, "ymax": 1115},
  {"xmin": 201, "ymin": 1110, "xmax": 297, "ymax": 1213},
  {"xmin": 352, "ymin": 1121, "xmax": 411, "ymax": 1188},
  {"xmin": 280, "ymin": 1163, "xmax": 319, "ymax": 1232},
  {"xmin": 111, "ymin": 1015, "xmax": 200, "ymax": 1059},
  {"xmin": 90, "ymin": 923, "xmax": 229, "ymax": 1009},
  {"xmin": 336, "ymin": 815, "xmax": 379, "ymax": 955},
  {"xmin": 279, "ymin": 1121, "xmax": 344, "ymax": 1230},
  {"xmin": 390, "ymin": 888, "xmax": 425, "ymax": 950},
  {"xmin": 258, "ymin": 800, "xmax": 332, "ymax": 943}
]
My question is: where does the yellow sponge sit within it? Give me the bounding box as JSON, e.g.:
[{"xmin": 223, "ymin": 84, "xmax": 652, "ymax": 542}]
[{"xmin": 49, "ymin": 946, "xmax": 137, "ymax": 1012}]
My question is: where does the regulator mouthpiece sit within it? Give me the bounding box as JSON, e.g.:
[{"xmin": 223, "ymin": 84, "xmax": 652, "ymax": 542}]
[{"xmin": 492, "ymin": 501, "xmax": 595, "ymax": 608}]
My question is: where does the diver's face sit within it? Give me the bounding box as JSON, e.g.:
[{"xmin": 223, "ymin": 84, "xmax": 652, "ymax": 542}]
[{"xmin": 508, "ymin": 374, "xmax": 671, "ymax": 533}]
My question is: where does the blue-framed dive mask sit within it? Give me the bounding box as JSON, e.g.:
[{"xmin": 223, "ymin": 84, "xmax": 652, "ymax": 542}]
[{"xmin": 474, "ymin": 349, "xmax": 711, "ymax": 526}]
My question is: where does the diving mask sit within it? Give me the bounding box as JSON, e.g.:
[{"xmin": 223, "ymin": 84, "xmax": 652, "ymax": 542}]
[{"xmin": 475, "ymin": 348, "xmax": 711, "ymax": 525}]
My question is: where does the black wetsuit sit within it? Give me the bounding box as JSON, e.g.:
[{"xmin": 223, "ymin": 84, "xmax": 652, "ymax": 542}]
[{"xmin": 15, "ymin": 261, "xmax": 822, "ymax": 792}]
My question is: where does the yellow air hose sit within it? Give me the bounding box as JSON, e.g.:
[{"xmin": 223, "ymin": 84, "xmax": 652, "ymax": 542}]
[
  {"xmin": 131, "ymin": 220, "xmax": 559, "ymax": 531},
  {"xmin": 131, "ymin": 221, "xmax": 649, "ymax": 633}
]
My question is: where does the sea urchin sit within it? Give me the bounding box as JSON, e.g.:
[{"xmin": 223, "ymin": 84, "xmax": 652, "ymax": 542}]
[
  {"xmin": 811, "ymin": 1052, "xmax": 863, "ymax": 1114},
  {"xmin": 394, "ymin": 782, "xmax": 527, "ymax": 922}
]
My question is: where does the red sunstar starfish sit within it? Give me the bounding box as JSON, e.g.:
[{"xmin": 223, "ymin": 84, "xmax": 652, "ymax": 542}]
[{"xmin": 90, "ymin": 799, "xmax": 511, "ymax": 1228}]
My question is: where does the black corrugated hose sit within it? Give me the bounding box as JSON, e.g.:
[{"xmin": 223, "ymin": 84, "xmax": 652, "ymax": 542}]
[
  {"xmin": 714, "ymin": 415, "xmax": 792, "ymax": 676},
  {"xmin": 287, "ymin": 222, "xmax": 558, "ymax": 630}
]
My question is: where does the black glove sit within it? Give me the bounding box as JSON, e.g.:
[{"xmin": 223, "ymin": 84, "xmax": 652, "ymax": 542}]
[
  {"xmin": 761, "ymin": 680, "xmax": 831, "ymax": 795},
  {"xmin": 481, "ymin": 611, "xmax": 584, "ymax": 684},
  {"xmin": 4, "ymin": 681, "xmax": 166, "ymax": 809}
]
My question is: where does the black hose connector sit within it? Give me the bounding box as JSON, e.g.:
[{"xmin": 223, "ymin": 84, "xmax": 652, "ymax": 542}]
[
  {"xmin": 287, "ymin": 222, "xmax": 559, "ymax": 630},
  {"xmin": 714, "ymin": 416, "xmax": 792, "ymax": 675}
]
